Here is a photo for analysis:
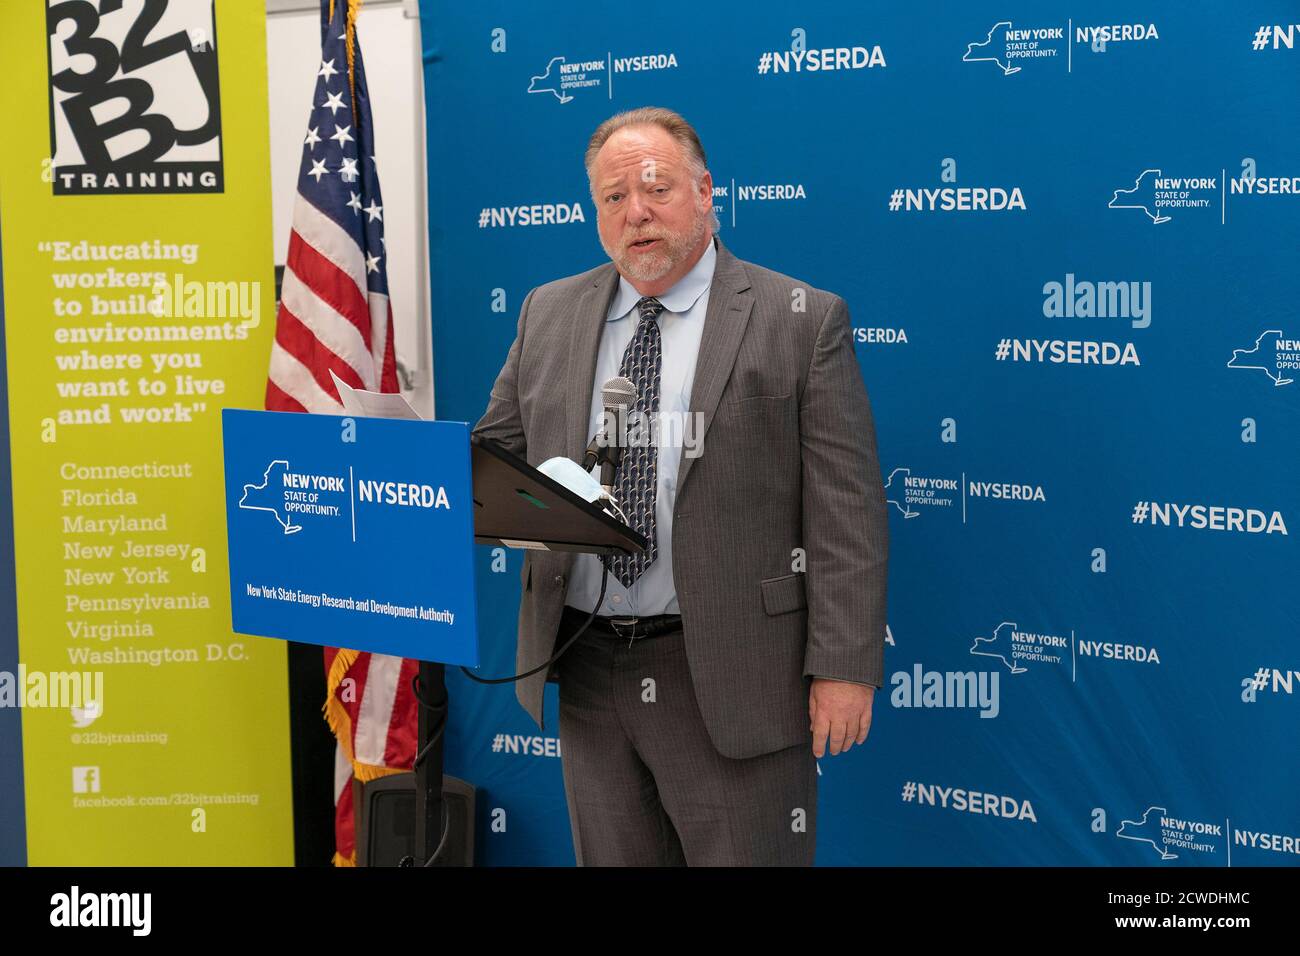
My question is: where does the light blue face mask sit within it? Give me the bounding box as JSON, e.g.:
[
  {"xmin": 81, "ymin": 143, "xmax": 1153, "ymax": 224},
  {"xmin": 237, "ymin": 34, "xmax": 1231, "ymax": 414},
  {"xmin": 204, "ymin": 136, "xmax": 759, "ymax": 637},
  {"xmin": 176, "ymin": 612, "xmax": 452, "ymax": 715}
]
[{"xmin": 538, "ymin": 456, "xmax": 606, "ymax": 504}]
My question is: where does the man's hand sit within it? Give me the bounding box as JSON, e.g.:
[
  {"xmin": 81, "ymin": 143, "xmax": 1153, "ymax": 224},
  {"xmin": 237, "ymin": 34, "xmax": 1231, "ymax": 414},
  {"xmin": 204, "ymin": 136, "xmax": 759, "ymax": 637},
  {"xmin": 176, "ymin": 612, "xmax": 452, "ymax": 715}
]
[{"xmin": 809, "ymin": 678, "xmax": 875, "ymax": 758}]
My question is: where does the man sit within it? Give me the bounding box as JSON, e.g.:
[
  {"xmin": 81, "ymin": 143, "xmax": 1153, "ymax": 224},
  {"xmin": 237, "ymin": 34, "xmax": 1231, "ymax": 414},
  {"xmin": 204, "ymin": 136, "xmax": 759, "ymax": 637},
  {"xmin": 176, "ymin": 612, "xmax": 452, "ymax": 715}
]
[{"xmin": 474, "ymin": 107, "xmax": 888, "ymax": 866}]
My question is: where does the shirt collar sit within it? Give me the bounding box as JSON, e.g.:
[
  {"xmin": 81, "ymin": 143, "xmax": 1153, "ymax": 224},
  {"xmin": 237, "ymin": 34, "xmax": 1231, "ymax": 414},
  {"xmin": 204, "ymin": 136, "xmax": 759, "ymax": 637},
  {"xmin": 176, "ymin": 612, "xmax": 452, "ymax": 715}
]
[{"xmin": 607, "ymin": 235, "xmax": 717, "ymax": 321}]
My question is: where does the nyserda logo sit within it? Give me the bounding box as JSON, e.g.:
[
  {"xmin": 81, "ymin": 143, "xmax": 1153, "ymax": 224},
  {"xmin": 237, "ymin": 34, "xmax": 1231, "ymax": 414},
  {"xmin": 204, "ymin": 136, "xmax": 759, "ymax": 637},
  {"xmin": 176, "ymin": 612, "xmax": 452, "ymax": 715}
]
[
  {"xmin": 963, "ymin": 21, "xmax": 1064, "ymax": 76},
  {"xmin": 526, "ymin": 51, "xmax": 678, "ymax": 104}
]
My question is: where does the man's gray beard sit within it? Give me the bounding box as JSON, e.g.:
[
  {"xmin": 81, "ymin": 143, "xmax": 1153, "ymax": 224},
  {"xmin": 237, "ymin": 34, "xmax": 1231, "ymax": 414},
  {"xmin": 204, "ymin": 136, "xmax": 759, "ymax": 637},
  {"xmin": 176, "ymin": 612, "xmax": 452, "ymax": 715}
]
[{"xmin": 604, "ymin": 209, "xmax": 708, "ymax": 283}]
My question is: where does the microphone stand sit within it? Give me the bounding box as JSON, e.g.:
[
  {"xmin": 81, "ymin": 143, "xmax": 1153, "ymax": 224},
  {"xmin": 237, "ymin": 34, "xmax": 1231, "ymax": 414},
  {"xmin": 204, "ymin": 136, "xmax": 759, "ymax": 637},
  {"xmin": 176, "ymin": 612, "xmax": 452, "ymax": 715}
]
[{"xmin": 583, "ymin": 404, "xmax": 627, "ymax": 499}]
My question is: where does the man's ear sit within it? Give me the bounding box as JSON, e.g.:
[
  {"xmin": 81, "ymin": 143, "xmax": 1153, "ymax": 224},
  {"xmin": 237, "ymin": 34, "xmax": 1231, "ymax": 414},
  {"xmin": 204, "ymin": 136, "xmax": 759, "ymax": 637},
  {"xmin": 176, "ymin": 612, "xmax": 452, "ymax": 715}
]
[{"xmin": 698, "ymin": 170, "xmax": 714, "ymax": 209}]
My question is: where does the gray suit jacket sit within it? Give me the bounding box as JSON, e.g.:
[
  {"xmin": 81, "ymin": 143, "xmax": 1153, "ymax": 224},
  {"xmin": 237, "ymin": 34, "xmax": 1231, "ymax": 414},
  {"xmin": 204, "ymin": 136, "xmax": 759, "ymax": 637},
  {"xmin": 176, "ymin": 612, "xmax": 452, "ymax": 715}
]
[{"xmin": 473, "ymin": 237, "xmax": 888, "ymax": 759}]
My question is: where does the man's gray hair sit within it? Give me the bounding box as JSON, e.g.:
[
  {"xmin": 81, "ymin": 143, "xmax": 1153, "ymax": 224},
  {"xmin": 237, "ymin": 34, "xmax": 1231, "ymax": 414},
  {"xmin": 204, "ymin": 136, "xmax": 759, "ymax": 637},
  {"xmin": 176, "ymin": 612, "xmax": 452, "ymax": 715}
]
[{"xmin": 585, "ymin": 107, "xmax": 720, "ymax": 232}]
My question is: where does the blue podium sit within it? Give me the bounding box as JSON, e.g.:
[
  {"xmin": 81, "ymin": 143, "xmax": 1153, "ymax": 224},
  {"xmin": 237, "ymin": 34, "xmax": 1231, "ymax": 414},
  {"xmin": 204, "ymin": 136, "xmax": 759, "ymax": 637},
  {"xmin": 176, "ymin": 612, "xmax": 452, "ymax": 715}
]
[{"xmin": 221, "ymin": 408, "xmax": 643, "ymax": 864}]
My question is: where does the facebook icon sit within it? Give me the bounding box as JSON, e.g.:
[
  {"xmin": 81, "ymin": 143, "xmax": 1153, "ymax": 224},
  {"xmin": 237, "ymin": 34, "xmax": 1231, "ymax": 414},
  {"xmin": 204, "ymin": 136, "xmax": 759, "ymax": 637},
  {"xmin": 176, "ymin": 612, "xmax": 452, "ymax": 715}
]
[{"xmin": 72, "ymin": 766, "xmax": 100, "ymax": 794}]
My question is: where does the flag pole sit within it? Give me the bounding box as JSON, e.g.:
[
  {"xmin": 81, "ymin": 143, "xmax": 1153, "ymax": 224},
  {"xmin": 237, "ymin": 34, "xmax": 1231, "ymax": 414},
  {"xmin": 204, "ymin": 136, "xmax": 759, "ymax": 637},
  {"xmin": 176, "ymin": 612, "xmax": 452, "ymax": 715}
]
[{"xmin": 333, "ymin": 0, "xmax": 448, "ymax": 866}]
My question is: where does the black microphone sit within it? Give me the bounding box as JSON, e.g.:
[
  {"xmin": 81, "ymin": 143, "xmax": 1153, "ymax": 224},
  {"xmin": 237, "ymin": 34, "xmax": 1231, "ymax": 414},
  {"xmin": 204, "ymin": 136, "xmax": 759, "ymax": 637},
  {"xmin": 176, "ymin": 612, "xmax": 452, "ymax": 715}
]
[{"xmin": 582, "ymin": 376, "xmax": 637, "ymax": 495}]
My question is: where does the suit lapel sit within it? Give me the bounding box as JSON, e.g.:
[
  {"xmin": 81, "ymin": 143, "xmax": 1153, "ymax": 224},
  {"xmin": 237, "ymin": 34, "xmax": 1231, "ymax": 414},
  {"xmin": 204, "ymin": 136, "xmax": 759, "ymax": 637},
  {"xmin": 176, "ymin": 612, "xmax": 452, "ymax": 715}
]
[
  {"xmin": 675, "ymin": 238, "xmax": 753, "ymax": 497},
  {"xmin": 566, "ymin": 240, "xmax": 753, "ymax": 496},
  {"xmin": 566, "ymin": 264, "xmax": 620, "ymax": 461}
]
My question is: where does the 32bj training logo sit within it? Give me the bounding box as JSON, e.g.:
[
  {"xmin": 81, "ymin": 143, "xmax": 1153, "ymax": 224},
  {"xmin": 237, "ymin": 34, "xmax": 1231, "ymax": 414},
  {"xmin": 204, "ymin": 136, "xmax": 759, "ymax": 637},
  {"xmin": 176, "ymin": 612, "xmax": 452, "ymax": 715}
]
[{"xmin": 47, "ymin": 0, "xmax": 223, "ymax": 196}]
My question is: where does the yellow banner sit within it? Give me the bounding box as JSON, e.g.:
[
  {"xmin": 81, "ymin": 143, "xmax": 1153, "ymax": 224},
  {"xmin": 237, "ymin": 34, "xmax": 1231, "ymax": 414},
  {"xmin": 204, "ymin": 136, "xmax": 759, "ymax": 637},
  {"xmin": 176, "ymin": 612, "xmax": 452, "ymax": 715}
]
[{"xmin": 0, "ymin": 0, "xmax": 292, "ymax": 864}]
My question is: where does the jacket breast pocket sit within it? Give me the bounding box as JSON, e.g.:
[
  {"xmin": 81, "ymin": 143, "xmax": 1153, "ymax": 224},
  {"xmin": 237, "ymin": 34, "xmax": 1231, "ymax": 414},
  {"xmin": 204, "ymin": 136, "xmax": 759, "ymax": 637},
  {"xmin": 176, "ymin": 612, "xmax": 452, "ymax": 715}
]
[
  {"xmin": 760, "ymin": 572, "xmax": 807, "ymax": 616},
  {"xmin": 718, "ymin": 393, "xmax": 795, "ymax": 437},
  {"xmin": 726, "ymin": 392, "xmax": 791, "ymax": 410}
]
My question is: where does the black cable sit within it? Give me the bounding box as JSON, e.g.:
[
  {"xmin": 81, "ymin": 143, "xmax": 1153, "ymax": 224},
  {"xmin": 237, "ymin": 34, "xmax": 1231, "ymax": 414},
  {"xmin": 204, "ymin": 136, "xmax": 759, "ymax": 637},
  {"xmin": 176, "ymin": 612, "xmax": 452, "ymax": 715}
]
[
  {"xmin": 396, "ymin": 799, "xmax": 449, "ymax": 868},
  {"xmin": 410, "ymin": 672, "xmax": 446, "ymax": 771},
  {"xmin": 408, "ymin": 666, "xmax": 449, "ymax": 866},
  {"xmin": 421, "ymin": 800, "xmax": 450, "ymax": 868},
  {"xmin": 458, "ymin": 559, "xmax": 610, "ymax": 685},
  {"xmin": 404, "ymin": 559, "xmax": 612, "ymax": 865}
]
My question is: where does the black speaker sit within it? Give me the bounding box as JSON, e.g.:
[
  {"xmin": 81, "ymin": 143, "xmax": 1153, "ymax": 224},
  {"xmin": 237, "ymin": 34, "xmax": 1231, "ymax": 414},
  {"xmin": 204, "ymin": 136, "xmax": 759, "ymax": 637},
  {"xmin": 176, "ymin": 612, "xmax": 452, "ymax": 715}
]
[{"xmin": 353, "ymin": 772, "xmax": 476, "ymax": 867}]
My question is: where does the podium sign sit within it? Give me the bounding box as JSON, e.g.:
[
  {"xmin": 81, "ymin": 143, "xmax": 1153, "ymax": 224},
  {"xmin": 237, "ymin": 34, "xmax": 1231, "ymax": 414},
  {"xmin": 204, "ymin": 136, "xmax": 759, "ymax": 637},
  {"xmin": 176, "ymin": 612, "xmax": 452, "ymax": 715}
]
[{"xmin": 221, "ymin": 409, "xmax": 479, "ymax": 666}]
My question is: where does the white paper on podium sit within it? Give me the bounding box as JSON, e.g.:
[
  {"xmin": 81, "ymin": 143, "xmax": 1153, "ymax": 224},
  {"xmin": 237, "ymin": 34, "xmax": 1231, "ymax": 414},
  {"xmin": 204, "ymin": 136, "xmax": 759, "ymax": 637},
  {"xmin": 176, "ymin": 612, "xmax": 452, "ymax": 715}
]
[
  {"xmin": 499, "ymin": 539, "xmax": 551, "ymax": 550},
  {"xmin": 330, "ymin": 370, "xmax": 424, "ymax": 420}
]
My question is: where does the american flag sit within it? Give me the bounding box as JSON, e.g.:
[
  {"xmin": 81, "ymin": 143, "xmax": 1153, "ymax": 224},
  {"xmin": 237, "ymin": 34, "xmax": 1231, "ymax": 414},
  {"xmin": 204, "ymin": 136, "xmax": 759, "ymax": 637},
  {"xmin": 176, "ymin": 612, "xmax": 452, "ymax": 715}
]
[
  {"xmin": 267, "ymin": 0, "xmax": 397, "ymax": 409},
  {"xmin": 264, "ymin": 0, "xmax": 417, "ymax": 866}
]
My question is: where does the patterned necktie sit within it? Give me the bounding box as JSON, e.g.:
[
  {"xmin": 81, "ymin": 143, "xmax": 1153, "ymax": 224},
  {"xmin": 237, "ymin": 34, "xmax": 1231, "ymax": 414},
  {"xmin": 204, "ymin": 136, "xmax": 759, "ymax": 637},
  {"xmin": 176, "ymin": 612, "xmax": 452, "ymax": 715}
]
[{"xmin": 609, "ymin": 296, "xmax": 663, "ymax": 590}]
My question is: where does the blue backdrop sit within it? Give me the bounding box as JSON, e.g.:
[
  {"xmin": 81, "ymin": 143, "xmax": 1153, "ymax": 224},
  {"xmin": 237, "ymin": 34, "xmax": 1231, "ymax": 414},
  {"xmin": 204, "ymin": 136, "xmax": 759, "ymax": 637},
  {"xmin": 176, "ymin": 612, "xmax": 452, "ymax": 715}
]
[{"xmin": 418, "ymin": 0, "xmax": 1299, "ymax": 865}]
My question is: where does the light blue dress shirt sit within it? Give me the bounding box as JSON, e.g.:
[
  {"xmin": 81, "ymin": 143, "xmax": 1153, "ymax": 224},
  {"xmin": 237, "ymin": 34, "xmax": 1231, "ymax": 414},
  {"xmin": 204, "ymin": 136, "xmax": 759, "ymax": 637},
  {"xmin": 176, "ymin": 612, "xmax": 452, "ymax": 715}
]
[{"xmin": 565, "ymin": 237, "xmax": 717, "ymax": 617}]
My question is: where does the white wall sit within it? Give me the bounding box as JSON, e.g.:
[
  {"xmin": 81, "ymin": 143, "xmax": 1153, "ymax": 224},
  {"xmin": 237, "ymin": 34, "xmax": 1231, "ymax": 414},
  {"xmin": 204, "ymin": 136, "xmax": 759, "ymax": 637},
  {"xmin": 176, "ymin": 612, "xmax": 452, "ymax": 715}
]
[{"xmin": 265, "ymin": 0, "xmax": 434, "ymax": 417}]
